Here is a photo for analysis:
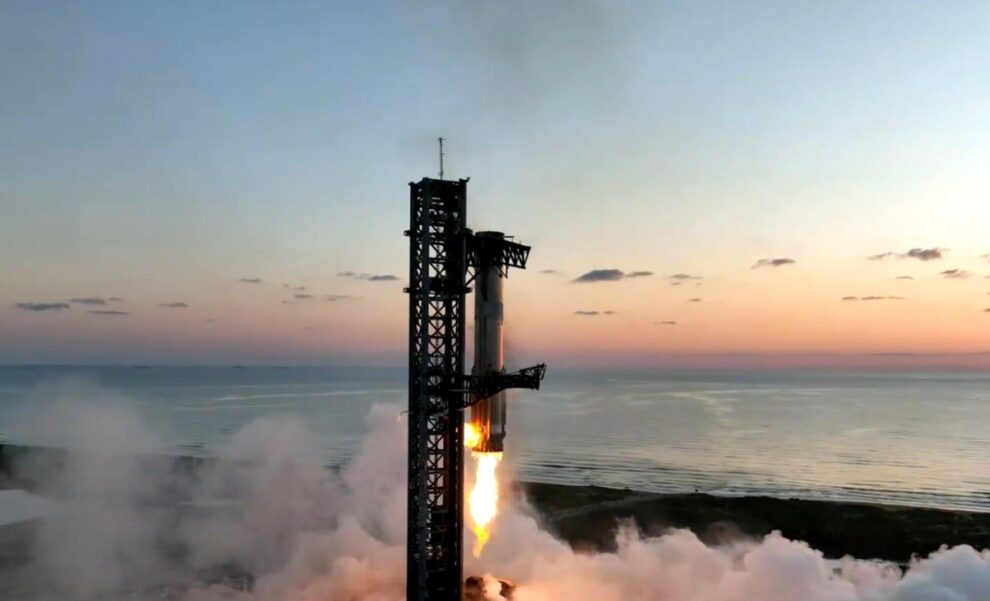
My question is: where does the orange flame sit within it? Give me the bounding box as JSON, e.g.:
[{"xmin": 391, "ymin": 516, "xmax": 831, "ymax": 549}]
[
  {"xmin": 468, "ymin": 451, "xmax": 501, "ymax": 557},
  {"xmin": 464, "ymin": 422, "xmax": 501, "ymax": 557},
  {"xmin": 464, "ymin": 422, "xmax": 482, "ymax": 450}
]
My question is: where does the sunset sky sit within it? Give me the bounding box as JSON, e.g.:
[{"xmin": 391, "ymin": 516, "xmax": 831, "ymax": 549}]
[{"xmin": 2, "ymin": 1, "xmax": 989, "ymax": 366}]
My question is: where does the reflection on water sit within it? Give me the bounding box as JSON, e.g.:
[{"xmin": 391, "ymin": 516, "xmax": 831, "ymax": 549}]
[{"xmin": 1, "ymin": 365, "xmax": 988, "ymax": 512}]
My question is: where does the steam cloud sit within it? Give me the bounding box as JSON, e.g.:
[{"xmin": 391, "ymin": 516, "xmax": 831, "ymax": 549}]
[{"xmin": 7, "ymin": 381, "xmax": 990, "ymax": 600}]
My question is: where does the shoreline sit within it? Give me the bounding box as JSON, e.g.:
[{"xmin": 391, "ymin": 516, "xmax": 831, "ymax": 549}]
[{"xmin": 518, "ymin": 481, "xmax": 990, "ymax": 563}]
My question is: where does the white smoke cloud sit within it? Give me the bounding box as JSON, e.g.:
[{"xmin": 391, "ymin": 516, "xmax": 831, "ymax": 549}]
[
  {"xmin": 7, "ymin": 381, "xmax": 990, "ymax": 600},
  {"xmin": 10, "ymin": 378, "xmax": 171, "ymax": 598}
]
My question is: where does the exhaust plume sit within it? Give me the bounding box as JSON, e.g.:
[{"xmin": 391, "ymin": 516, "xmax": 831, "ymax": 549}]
[{"xmin": 7, "ymin": 379, "xmax": 990, "ymax": 600}]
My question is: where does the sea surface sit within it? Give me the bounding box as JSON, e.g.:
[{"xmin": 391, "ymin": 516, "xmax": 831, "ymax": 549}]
[{"xmin": 1, "ymin": 365, "xmax": 988, "ymax": 512}]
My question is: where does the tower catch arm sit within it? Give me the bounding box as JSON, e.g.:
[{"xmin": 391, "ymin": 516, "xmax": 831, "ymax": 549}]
[
  {"xmin": 466, "ymin": 233, "xmax": 531, "ymax": 284},
  {"xmin": 455, "ymin": 363, "xmax": 547, "ymax": 410}
]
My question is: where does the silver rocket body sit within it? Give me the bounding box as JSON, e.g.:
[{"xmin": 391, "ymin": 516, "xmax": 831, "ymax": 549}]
[{"xmin": 471, "ymin": 232, "xmax": 506, "ymax": 453}]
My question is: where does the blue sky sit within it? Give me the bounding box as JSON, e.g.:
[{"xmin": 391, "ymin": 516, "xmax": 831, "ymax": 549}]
[{"xmin": 2, "ymin": 1, "xmax": 989, "ymax": 365}]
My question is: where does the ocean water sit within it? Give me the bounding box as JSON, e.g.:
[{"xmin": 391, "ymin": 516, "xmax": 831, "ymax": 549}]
[{"xmin": 0, "ymin": 365, "xmax": 988, "ymax": 512}]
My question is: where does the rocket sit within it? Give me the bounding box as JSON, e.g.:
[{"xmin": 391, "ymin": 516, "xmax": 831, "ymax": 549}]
[{"xmin": 470, "ymin": 231, "xmax": 507, "ymax": 453}]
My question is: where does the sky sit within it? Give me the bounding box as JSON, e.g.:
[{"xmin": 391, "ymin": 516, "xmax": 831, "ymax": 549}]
[{"xmin": 2, "ymin": 1, "xmax": 989, "ymax": 367}]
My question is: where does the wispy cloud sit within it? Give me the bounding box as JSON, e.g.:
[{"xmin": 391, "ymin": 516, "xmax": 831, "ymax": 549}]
[
  {"xmin": 538, "ymin": 269, "xmax": 561, "ymax": 275},
  {"xmin": 904, "ymin": 248, "xmax": 944, "ymax": 261},
  {"xmin": 895, "ymin": 275, "xmax": 914, "ymax": 280},
  {"xmin": 668, "ymin": 273, "xmax": 701, "ymax": 281},
  {"xmin": 15, "ymin": 302, "xmax": 70, "ymax": 312},
  {"xmin": 87, "ymin": 310, "xmax": 128, "ymax": 316},
  {"xmin": 573, "ymin": 269, "xmax": 624, "ymax": 283},
  {"xmin": 868, "ymin": 247, "xmax": 945, "ymax": 261},
  {"xmin": 656, "ymin": 320, "xmax": 677, "ymax": 326},
  {"xmin": 294, "ymin": 294, "xmax": 314, "ymax": 300},
  {"xmin": 572, "ymin": 269, "xmax": 654, "ymax": 283},
  {"xmin": 941, "ymin": 269, "xmax": 970, "ymax": 279},
  {"xmin": 69, "ymin": 297, "xmax": 114, "ymax": 305},
  {"xmin": 842, "ymin": 296, "xmax": 905, "ymax": 301},
  {"xmin": 753, "ymin": 258, "xmax": 795, "ymax": 269},
  {"xmin": 158, "ymin": 302, "xmax": 189, "ymax": 308},
  {"xmin": 238, "ymin": 278, "xmax": 262, "ymax": 284},
  {"xmin": 688, "ymin": 298, "xmax": 702, "ymax": 302},
  {"xmin": 338, "ymin": 271, "xmax": 399, "ymax": 282},
  {"xmin": 574, "ymin": 309, "xmax": 616, "ymax": 316},
  {"xmin": 324, "ymin": 294, "xmax": 354, "ymax": 301}
]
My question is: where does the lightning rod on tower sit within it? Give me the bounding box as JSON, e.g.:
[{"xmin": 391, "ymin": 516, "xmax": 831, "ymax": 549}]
[{"xmin": 438, "ymin": 137, "xmax": 445, "ymax": 180}]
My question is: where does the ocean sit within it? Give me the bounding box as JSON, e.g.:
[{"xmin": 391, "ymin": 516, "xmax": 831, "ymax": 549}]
[{"xmin": 1, "ymin": 365, "xmax": 988, "ymax": 512}]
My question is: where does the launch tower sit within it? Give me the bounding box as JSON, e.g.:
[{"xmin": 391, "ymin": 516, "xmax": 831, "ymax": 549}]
[{"xmin": 405, "ymin": 177, "xmax": 545, "ymax": 601}]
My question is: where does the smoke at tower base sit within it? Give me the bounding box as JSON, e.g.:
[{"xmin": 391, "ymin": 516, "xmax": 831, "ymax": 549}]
[{"xmin": 10, "ymin": 385, "xmax": 990, "ymax": 601}]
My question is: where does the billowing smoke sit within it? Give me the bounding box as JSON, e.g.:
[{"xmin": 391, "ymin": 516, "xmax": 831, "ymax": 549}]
[{"xmin": 7, "ymin": 380, "xmax": 990, "ymax": 600}]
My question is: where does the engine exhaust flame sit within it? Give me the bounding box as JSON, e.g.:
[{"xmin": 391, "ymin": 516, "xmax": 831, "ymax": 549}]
[
  {"xmin": 465, "ymin": 422, "xmax": 502, "ymax": 557},
  {"xmin": 468, "ymin": 451, "xmax": 501, "ymax": 558},
  {"xmin": 465, "ymin": 422, "xmax": 482, "ymax": 450}
]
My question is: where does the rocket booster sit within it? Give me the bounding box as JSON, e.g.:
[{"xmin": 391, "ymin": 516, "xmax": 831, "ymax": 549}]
[{"xmin": 470, "ymin": 232, "xmax": 506, "ymax": 453}]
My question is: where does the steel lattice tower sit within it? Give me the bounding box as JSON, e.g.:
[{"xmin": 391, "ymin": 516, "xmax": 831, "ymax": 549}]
[{"xmin": 406, "ymin": 178, "xmax": 468, "ymax": 599}]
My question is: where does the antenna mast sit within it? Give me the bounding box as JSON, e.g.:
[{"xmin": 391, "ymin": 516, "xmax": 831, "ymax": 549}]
[{"xmin": 438, "ymin": 137, "xmax": 445, "ymax": 180}]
